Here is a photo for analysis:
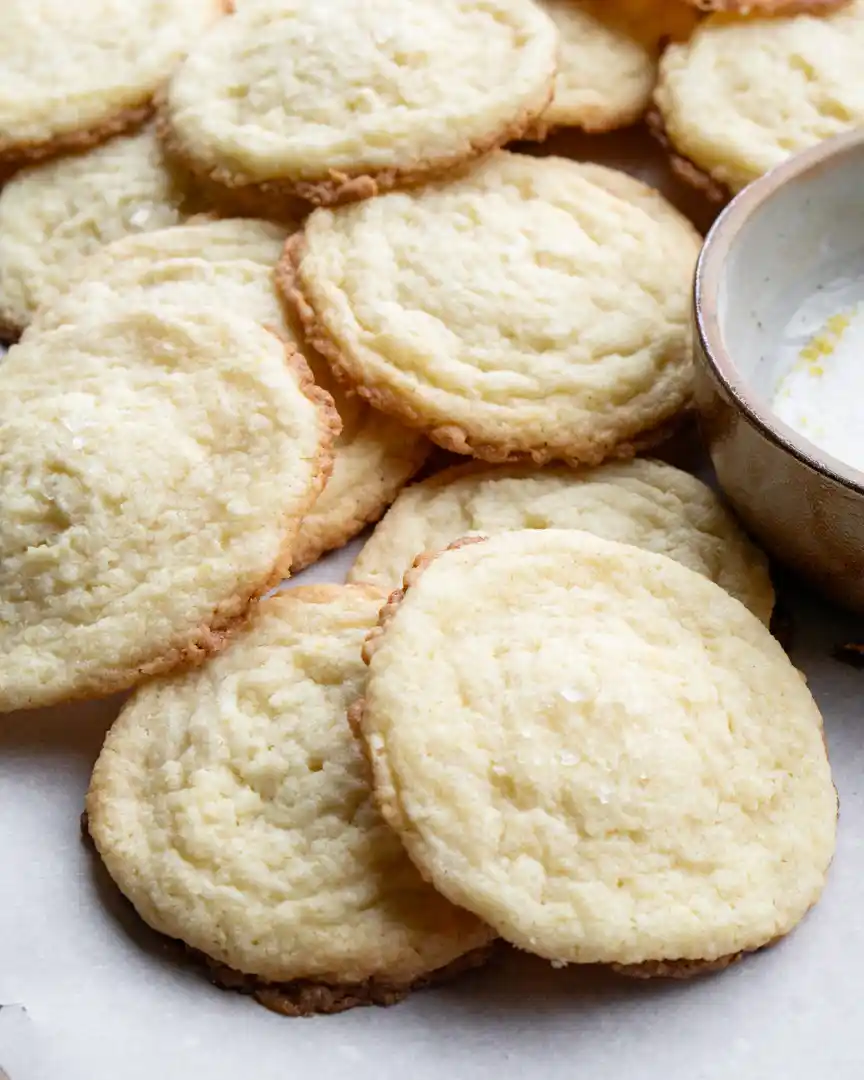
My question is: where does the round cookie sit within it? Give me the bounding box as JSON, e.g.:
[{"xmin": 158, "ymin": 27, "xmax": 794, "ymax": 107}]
[
  {"xmin": 280, "ymin": 152, "xmax": 701, "ymax": 467},
  {"xmin": 159, "ymin": 0, "xmax": 558, "ymax": 211},
  {"xmin": 0, "ymin": 302, "xmax": 338, "ymax": 713},
  {"xmin": 30, "ymin": 218, "xmax": 431, "ymax": 569},
  {"xmin": 0, "ymin": 0, "xmax": 225, "ymax": 168},
  {"xmin": 655, "ymin": 2, "xmax": 864, "ymax": 195},
  {"xmin": 348, "ymin": 459, "xmax": 774, "ymax": 622},
  {"xmin": 86, "ymin": 584, "xmax": 495, "ymax": 1014},
  {"xmin": 530, "ymin": 0, "xmax": 698, "ymax": 136},
  {"xmin": 0, "ymin": 126, "xmax": 195, "ymax": 340},
  {"xmin": 357, "ymin": 530, "xmax": 837, "ymax": 969}
]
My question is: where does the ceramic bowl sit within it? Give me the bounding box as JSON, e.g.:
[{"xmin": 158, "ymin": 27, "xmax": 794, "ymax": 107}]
[{"xmin": 694, "ymin": 128, "xmax": 864, "ymax": 612}]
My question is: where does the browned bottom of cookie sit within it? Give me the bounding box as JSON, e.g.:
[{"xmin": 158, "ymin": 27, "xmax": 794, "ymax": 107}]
[
  {"xmin": 199, "ymin": 944, "xmax": 496, "ymax": 1017},
  {"xmin": 0, "ymin": 104, "xmax": 153, "ymax": 172},
  {"xmin": 684, "ymin": 0, "xmax": 845, "ymax": 10},
  {"xmin": 156, "ymin": 81, "xmax": 554, "ymax": 212},
  {"xmin": 81, "ymin": 811, "xmax": 495, "ymax": 1017},
  {"xmin": 610, "ymin": 952, "xmax": 746, "ymax": 979}
]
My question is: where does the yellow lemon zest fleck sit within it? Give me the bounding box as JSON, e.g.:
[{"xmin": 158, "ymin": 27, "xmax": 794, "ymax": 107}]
[
  {"xmin": 798, "ymin": 307, "xmax": 855, "ymax": 368},
  {"xmin": 826, "ymin": 312, "xmax": 851, "ymax": 336}
]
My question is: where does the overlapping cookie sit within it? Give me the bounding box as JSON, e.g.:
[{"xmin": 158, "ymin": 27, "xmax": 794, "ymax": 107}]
[
  {"xmin": 530, "ymin": 0, "xmax": 697, "ymax": 136},
  {"xmin": 87, "ymin": 585, "xmax": 495, "ymax": 1015},
  {"xmin": 30, "ymin": 218, "xmax": 430, "ymax": 569},
  {"xmin": 356, "ymin": 530, "xmax": 837, "ymax": 972},
  {"xmin": 0, "ymin": 301, "xmax": 338, "ymax": 712},
  {"xmin": 0, "ymin": 0, "xmax": 226, "ymax": 168},
  {"xmin": 348, "ymin": 459, "xmax": 774, "ymax": 622},
  {"xmin": 281, "ymin": 152, "xmax": 701, "ymax": 467},
  {"xmin": 0, "ymin": 126, "xmax": 194, "ymax": 340},
  {"xmin": 655, "ymin": 1, "xmax": 864, "ymax": 196},
  {"xmin": 159, "ymin": 0, "xmax": 558, "ymax": 212}
]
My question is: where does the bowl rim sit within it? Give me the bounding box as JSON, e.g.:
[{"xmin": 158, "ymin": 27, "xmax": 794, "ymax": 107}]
[{"xmin": 694, "ymin": 126, "xmax": 864, "ymax": 498}]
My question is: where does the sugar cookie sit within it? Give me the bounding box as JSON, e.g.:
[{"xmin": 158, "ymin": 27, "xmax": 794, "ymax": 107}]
[
  {"xmin": 0, "ymin": 303, "xmax": 338, "ymax": 713},
  {"xmin": 357, "ymin": 530, "xmax": 837, "ymax": 968},
  {"xmin": 0, "ymin": 0, "xmax": 225, "ymax": 168},
  {"xmin": 159, "ymin": 0, "xmax": 558, "ymax": 211},
  {"xmin": 0, "ymin": 126, "xmax": 194, "ymax": 340},
  {"xmin": 348, "ymin": 460, "xmax": 774, "ymax": 622},
  {"xmin": 30, "ymin": 218, "xmax": 430, "ymax": 568},
  {"xmin": 655, "ymin": 2, "xmax": 864, "ymax": 195},
  {"xmin": 281, "ymin": 152, "xmax": 700, "ymax": 467},
  {"xmin": 87, "ymin": 585, "xmax": 494, "ymax": 1014},
  {"xmin": 531, "ymin": 0, "xmax": 697, "ymax": 136}
]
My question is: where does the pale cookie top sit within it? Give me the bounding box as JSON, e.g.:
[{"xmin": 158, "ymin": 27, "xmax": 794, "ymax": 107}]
[
  {"xmin": 348, "ymin": 459, "xmax": 774, "ymax": 622},
  {"xmin": 87, "ymin": 585, "xmax": 494, "ymax": 985},
  {"xmin": 162, "ymin": 0, "xmax": 558, "ymax": 201},
  {"xmin": 534, "ymin": 0, "xmax": 695, "ymax": 133},
  {"xmin": 283, "ymin": 153, "xmax": 700, "ymax": 466},
  {"xmin": 655, "ymin": 1, "xmax": 864, "ymax": 194},
  {"xmin": 0, "ymin": 127, "xmax": 192, "ymax": 337},
  {"xmin": 0, "ymin": 303, "xmax": 336, "ymax": 714},
  {"xmin": 0, "ymin": 0, "xmax": 225, "ymax": 159},
  {"xmin": 360, "ymin": 530, "xmax": 837, "ymax": 966},
  {"xmin": 31, "ymin": 218, "xmax": 430, "ymax": 569}
]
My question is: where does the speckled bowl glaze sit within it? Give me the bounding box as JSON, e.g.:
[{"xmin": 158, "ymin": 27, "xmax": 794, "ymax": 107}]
[{"xmin": 695, "ymin": 128, "xmax": 864, "ymax": 612}]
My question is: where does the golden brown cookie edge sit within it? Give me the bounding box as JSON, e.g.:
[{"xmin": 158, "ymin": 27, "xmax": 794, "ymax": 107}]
[
  {"xmin": 0, "ymin": 337, "xmax": 340, "ymax": 713},
  {"xmin": 156, "ymin": 76, "xmax": 556, "ymax": 212},
  {"xmin": 277, "ymin": 234, "xmax": 693, "ymax": 469}
]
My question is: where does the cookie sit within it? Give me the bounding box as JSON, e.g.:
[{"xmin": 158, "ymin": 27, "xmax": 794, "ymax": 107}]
[
  {"xmin": 357, "ymin": 530, "xmax": 837, "ymax": 969},
  {"xmin": 655, "ymin": 2, "xmax": 864, "ymax": 195},
  {"xmin": 30, "ymin": 218, "xmax": 430, "ymax": 569},
  {"xmin": 0, "ymin": 302, "xmax": 338, "ymax": 713},
  {"xmin": 0, "ymin": 0, "xmax": 225, "ymax": 168},
  {"xmin": 348, "ymin": 459, "xmax": 774, "ymax": 622},
  {"xmin": 86, "ymin": 584, "xmax": 495, "ymax": 1012},
  {"xmin": 280, "ymin": 152, "xmax": 701, "ymax": 467},
  {"xmin": 159, "ymin": 0, "xmax": 558, "ymax": 212},
  {"xmin": 530, "ymin": 0, "xmax": 697, "ymax": 137},
  {"xmin": 289, "ymin": 359, "xmax": 431, "ymax": 571},
  {"xmin": 0, "ymin": 126, "xmax": 195, "ymax": 341}
]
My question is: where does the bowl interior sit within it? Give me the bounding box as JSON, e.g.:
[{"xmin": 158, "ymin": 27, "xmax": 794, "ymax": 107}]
[{"xmin": 710, "ymin": 136, "xmax": 864, "ymax": 406}]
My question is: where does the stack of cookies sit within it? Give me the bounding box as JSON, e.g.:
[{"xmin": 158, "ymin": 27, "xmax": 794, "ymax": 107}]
[
  {"xmin": 0, "ymin": 0, "xmax": 844, "ymax": 1018},
  {"xmin": 84, "ymin": 527, "xmax": 836, "ymax": 1013}
]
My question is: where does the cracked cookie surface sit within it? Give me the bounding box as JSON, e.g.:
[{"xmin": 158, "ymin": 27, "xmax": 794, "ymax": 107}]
[
  {"xmin": 357, "ymin": 530, "xmax": 836, "ymax": 967},
  {"xmin": 161, "ymin": 0, "xmax": 558, "ymax": 209},
  {"xmin": 0, "ymin": 126, "xmax": 193, "ymax": 339},
  {"xmin": 0, "ymin": 0, "xmax": 224, "ymax": 167},
  {"xmin": 281, "ymin": 152, "xmax": 700, "ymax": 467},
  {"xmin": 0, "ymin": 302, "xmax": 336, "ymax": 712},
  {"xmin": 655, "ymin": 1, "xmax": 864, "ymax": 194},
  {"xmin": 86, "ymin": 585, "xmax": 494, "ymax": 1002},
  {"xmin": 31, "ymin": 218, "xmax": 429, "ymax": 569}
]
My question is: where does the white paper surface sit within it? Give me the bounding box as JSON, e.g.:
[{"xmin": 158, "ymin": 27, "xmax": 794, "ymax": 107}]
[{"xmin": 3, "ymin": 130, "xmax": 860, "ymax": 1079}]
